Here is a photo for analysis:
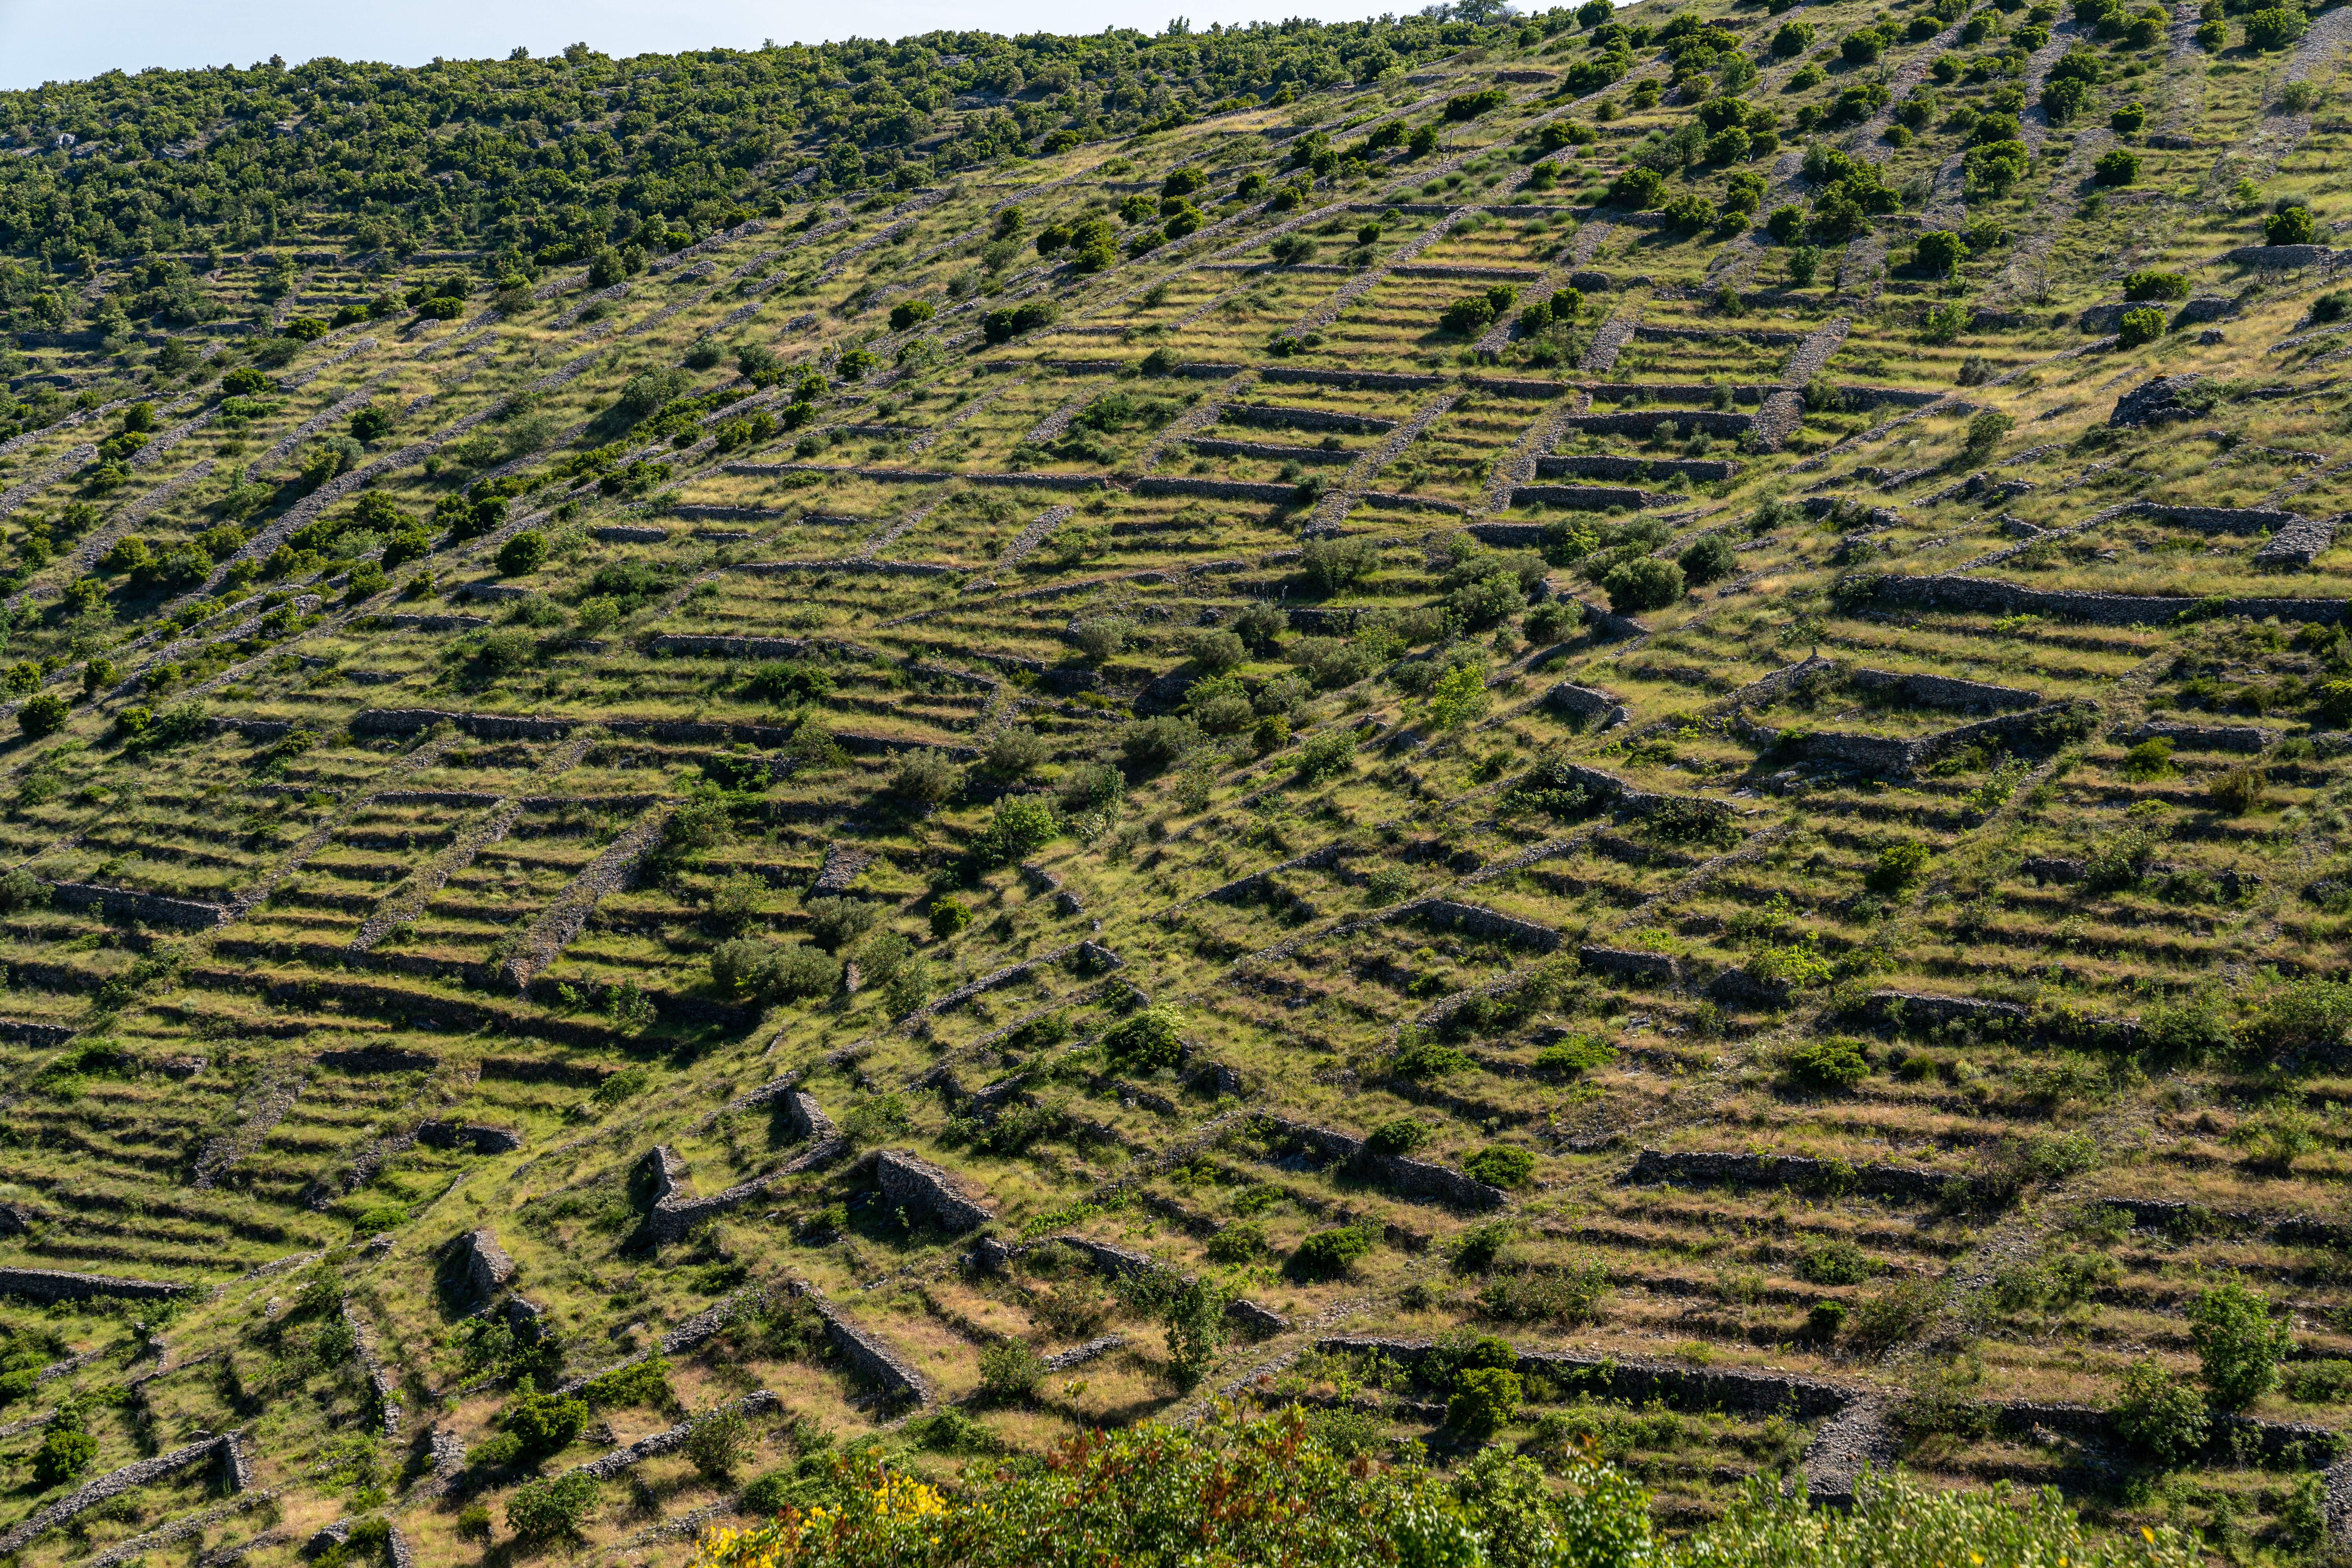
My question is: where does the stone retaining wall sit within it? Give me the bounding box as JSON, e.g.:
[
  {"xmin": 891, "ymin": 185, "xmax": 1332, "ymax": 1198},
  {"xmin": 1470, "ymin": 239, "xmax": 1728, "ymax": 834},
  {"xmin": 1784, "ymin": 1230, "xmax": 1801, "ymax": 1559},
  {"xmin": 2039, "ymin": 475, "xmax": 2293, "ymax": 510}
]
[
  {"xmin": 1131, "ymin": 477, "xmax": 1307, "ymax": 503},
  {"xmin": 0, "ymin": 1268, "xmax": 194, "ymax": 1303},
  {"xmin": 1535, "ymin": 455, "xmax": 1741, "ymax": 482},
  {"xmin": 1558, "ymin": 411, "xmax": 1755, "ymax": 438},
  {"xmin": 1258, "ymin": 366, "xmax": 1445, "ymax": 391},
  {"xmin": 1225, "ymin": 403, "xmax": 1396, "ymax": 435},
  {"xmin": 1186, "ymin": 437, "xmax": 1352, "ymax": 464},
  {"xmin": 567, "ymin": 1391, "xmax": 782, "ymax": 1481},
  {"xmin": 1848, "ymin": 668, "xmax": 2042, "ymax": 712},
  {"xmin": 1506, "ymin": 485, "xmax": 1661, "ymax": 511},
  {"xmin": 1860, "ymin": 571, "xmax": 2352, "ymax": 626},
  {"xmin": 875, "ymin": 1149, "xmax": 996, "ymax": 1232},
  {"xmin": 1626, "ymin": 1147, "xmax": 1953, "ymax": 1201},
  {"xmin": 2125, "ymin": 720, "xmax": 2273, "ymax": 751},
  {"xmin": 46, "ymin": 881, "xmax": 228, "ymax": 929},
  {"xmin": 792, "ymin": 1283, "xmax": 931, "ymax": 1405},
  {"xmin": 1577, "ymin": 945, "xmax": 1679, "ymax": 984},
  {"xmin": 0, "ymin": 1432, "xmax": 245, "ymax": 1554},
  {"xmin": 1856, "ymin": 990, "xmax": 2029, "ymax": 1032},
  {"xmin": 1257, "ymin": 1115, "xmax": 1506, "ymax": 1210},
  {"xmin": 1406, "ymin": 898, "xmax": 1561, "ymax": 951}
]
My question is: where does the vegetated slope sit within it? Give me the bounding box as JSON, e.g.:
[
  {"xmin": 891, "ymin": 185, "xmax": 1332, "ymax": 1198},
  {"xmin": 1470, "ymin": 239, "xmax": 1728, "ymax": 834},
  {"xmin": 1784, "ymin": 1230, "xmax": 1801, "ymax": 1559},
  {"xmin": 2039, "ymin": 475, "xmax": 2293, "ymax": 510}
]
[{"xmin": 0, "ymin": 0, "xmax": 2342, "ymax": 1562}]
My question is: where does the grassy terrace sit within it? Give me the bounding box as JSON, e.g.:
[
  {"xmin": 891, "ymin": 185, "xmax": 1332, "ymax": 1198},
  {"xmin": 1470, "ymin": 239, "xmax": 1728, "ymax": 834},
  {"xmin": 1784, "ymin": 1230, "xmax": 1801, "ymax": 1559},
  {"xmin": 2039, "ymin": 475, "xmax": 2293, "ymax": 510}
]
[{"xmin": 0, "ymin": 2, "xmax": 2339, "ymax": 1565}]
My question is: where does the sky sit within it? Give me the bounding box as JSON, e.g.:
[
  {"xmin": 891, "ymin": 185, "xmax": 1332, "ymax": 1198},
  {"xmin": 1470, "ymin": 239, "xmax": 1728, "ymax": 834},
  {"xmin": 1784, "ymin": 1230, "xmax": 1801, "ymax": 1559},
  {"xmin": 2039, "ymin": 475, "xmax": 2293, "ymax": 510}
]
[{"xmin": 0, "ymin": 0, "xmax": 1405, "ymax": 90}]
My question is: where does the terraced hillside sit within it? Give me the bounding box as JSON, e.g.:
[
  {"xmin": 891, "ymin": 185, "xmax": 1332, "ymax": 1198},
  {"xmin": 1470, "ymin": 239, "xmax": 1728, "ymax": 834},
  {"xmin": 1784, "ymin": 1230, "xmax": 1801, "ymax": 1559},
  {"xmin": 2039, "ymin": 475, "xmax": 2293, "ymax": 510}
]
[{"xmin": 0, "ymin": 1, "xmax": 2348, "ymax": 1563}]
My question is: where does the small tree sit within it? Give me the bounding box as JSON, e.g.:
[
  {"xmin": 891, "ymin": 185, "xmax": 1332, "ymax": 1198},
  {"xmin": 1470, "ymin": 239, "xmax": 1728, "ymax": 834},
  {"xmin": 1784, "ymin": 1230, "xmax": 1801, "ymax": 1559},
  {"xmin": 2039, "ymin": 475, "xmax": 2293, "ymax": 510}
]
[
  {"xmin": 2188, "ymin": 1280, "xmax": 2292, "ymax": 1409},
  {"xmin": 1601, "ymin": 557, "xmax": 1684, "ymax": 614},
  {"xmin": 1448, "ymin": 1367, "xmax": 1524, "ymax": 1437},
  {"xmin": 1679, "ymin": 534, "xmax": 1739, "ymax": 586},
  {"xmin": 1163, "ymin": 1278, "xmax": 1230, "ymax": 1390},
  {"xmin": 890, "ymin": 748, "xmax": 958, "ymax": 803}
]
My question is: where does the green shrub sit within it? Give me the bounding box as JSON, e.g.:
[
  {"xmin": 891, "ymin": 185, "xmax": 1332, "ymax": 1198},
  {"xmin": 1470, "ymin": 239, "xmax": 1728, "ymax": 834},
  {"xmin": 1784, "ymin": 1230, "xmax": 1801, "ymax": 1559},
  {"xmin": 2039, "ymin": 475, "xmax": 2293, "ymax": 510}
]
[
  {"xmin": 1601, "ymin": 556, "xmax": 1684, "ymax": 614},
  {"xmin": 1366, "ymin": 1117, "xmax": 1430, "ymax": 1157},
  {"xmin": 1296, "ymin": 728, "xmax": 1356, "ymax": 783},
  {"xmin": 582, "ymin": 1356, "xmax": 674, "ymax": 1412},
  {"xmin": 2116, "ymin": 307, "xmax": 2166, "ymax": 347},
  {"xmin": 2208, "ymin": 764, "xmax": 2265, "ymax": 815},
  {"xmin": 31, "ymin": 1424, "xmax": 96, "ymax": 1488},
  {"xmin": 1796, "ymin": 1236, "xmax": 1880, "ymax": 1285},
  {"xmin": 496, "ymin": 529, "xmax": 547, "ymax": 575},
  {"xmin": 2189, "ymin": 1280, "xmax": 2291, "ymax": 1409},
  {"xmin": 684, "ymin": 1405, "xmax": 752, "ymax": 1479},
  {"xmin": 2121, "ymin": 737, "xmax": 2174, "ymax": 780},
  {"xmin": 456, "ymin": 1504, "xmax": 492, "ymax": 1541},
  {"xmin": 2285, "ymin": 1357, "xmax": 2352, "ymax": 1404},
  {"xmin": 1464, "ymin": 1145, "xmax": 1535, "ymax": 1188},
  {"xmin": 928, "ymin": 896, "xmax": 972, "ymax": 939},
  {"xmin": 1782, "ymin": 1037, "xmax": 1869, "ymax": 1091},
  {"xmin": 2113, "ymin": 1358, "xmax": 2209, "ymax": 1466},
  {"xmin": 506, "ymin": 1472, "xmax": 599, "ymax": 1542},
  {"xmin": 2123, "ymin": 269, "xmax": 2190, "ymax": 301},
  {"xmin": 1535, "ymin": 1034, "xmax": 1615, "ymax": 1076},
  {"xmin": 16, "ymin": 693, "xmax": 67, "ymax": 738},
  {"xmin": 1846, "ymin": 1277, "xmax": 1944, "ymax": 1353},
  {"xmin": 1867, "ymin": 842, "xmax": 1931, "ymax": 892},
  {"xmin": 502, "ymin": 1387, "xmax": 588, "ymax": 1461},
  {"xmin": 1678, "ymin": 534, "xmax": 1739, "ymax": 586},
  {"xmin": 1447, "ymin": 1367, "xmax": 1523, "ymax": 1436},
  {"xmin": 1102, "ymin": 1004, "xmax": 1184, "ymax": 1070},
  {"xmin": 1290, "ymin": 1226, "xmax": 1374, "ymax": 1278}
]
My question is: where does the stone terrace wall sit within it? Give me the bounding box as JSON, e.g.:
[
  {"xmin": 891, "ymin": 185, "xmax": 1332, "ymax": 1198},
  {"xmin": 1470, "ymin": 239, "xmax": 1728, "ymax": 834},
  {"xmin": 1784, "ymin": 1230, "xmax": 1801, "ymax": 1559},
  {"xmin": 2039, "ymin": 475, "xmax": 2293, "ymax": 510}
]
[
  {"xmin": 0, "ymin": 1432, "xmax": 245, "ymax": 1554},
  {"xmin": 875, "ymin": 1149, "xmax": 996, "ymax": 1232},
  {"xmin": 1406, "ymin": 899, "xmax": 1562, "ymax": 952},
  {"xmin": 1257, "ymin": 1115, "xmax": 1506, "ymax": 1210},
  {"xmin": 1626, "ymin": 1147, "xmax": 1954, "ymax": 1201},
  {"xmin": 791, "ymin": 1283, "xmax": 931, "ymax": 1405},
  {"xmin": 45, "ymin": 882, "xmax": 229, "ymax": 929},
  {"xmin": 1862, "ymin": 572, "xmax": 2352, "ymax": 626},
  {"xmin": 0, "ymin": 1268, "xmax": 194, "ymax": 1303},
  {"xmin": 1847, "ymin": 668, "xmax": 2042, "ymax": 712}
]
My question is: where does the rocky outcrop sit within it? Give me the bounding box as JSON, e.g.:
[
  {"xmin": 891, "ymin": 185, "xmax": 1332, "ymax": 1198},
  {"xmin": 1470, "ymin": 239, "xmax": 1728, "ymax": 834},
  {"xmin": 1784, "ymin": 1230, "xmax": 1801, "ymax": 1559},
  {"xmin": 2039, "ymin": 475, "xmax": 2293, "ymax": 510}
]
[
  {"xmin": 2109, "ymin": 375, "xmax": 2207, "ymax": 427},
  {"xmin": 454, "ymin": 1229, "xmax": 514, "ymax": 1304},
  {"xmin": 1546, "ymin": 682, "xmax": 1622, "ymax": 721},
  {"xmin": 875, "ymin": 1149, "xmax": 995, "ymax": 1232}
]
